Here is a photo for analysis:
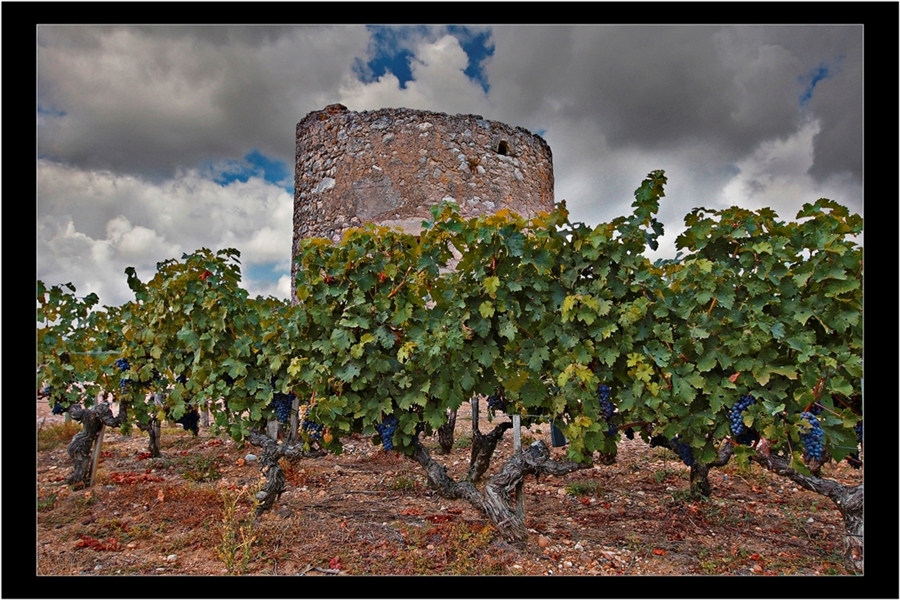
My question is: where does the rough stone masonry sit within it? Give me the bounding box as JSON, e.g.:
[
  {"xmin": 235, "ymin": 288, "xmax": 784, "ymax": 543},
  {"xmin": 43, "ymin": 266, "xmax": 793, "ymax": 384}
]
[{"xmin": 292, "ymin": 104, "xmax": 555, "ymax": 294}]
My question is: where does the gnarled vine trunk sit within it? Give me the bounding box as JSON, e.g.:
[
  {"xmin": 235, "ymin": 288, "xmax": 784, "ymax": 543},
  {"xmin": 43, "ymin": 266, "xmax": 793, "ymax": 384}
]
[
  {"xmin": 246, "ymin": 431, "xmax": 325, "ymax": 516},
  {"xmin": 410, "ymin": 440, "xmax": 590, "ymax": 546},
  {"xmin": 136, "ymin": 418, "xmax": 162, "ymax": 458},
  {"xmin": 67, "ymin": 402, "xmax": 127, "ymax": 487},
  {"xmin": 468, "ymin": 421, "xmax": 513, "ymax": 482},
  {"xmin": 689, "ymin": 441, "xmax": 737, "ymax": 498},
  {"xmin": 437, "ymin": 408, "xmax": 457, "ymax": 454},
  {"xmin": 750, "ymin": 439, "xmax": 863, "ymax": 572}
]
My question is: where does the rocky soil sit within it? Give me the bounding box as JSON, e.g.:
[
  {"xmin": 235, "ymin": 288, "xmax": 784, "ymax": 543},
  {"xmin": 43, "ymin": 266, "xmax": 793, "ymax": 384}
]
[{"xmin": 37, "ymin": 396, "xmax": 863, "ymax": 582}]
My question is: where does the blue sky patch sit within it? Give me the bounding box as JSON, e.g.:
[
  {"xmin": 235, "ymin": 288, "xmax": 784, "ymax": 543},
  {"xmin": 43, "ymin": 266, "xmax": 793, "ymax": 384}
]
[
  {"xmin": 446, "ymin": 26, "xmax": 494, "ymax": 93},
  {"xmin": 246, "ymin": 261, "xmax": 287, "ymax": 287},
  {"xmin": 799, "ymin": 61, "xmax": 837, "ymax": 107},
  {"xmin": 209, "ymin": 150, "xmax": 291, "ymax": 191},
  {"xmin": 357, "ymin": 26, "xmax": 494, "ymax": 93}
]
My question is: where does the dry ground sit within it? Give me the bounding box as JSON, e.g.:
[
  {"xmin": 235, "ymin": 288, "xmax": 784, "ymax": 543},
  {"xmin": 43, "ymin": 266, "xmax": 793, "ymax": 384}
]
[{"xmin": 36, "ymin": 396, "xmax": 863, "ymax": 581}]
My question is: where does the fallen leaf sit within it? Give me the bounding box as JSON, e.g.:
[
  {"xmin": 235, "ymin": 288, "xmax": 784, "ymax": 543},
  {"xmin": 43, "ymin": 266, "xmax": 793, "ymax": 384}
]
[
  {"xmin": 729, "ymin": 372, "xmax": 741, "ymax": 383},
  {"xmin": 653, "ymin": 548, "xmax": 666, "ymax": 556},
  {"xmin": 157, "ymin": 489, "xmax": 165, "ymax": 503}
]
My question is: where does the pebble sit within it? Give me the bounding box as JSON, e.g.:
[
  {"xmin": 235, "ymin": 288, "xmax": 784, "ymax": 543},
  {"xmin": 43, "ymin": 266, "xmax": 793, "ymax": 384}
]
[
  {"xmin": 244, "ymin": 454, "xmax": 257, "ymax": 463},
  {"xmin": 166, "ymin": 554, "xmax": 177, "ymax": 562}
]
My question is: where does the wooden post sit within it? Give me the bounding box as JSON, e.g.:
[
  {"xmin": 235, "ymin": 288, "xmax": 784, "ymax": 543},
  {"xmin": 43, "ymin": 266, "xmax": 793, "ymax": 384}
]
[
  {"xmin": 200, "ymin": 402, "xmax": 210, "ymax": 428},
  {"xmin": 512, "ymin": 414, "xmax": 523, "ymax": 519},
  {"xmin": 471, "ymin": 395, "xmax": 479, "ymax": 433},
  {"xmin": 88, "ymin": 425, "xmax": 106, "ymax": 487},
  {"xmin": 288, "ymin": 395, "xmax": 300, "ymax": 442}
]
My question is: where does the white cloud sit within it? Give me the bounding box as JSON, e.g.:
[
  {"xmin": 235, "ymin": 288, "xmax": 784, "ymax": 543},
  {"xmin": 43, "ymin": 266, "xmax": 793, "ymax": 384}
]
[
  {"xmin": 38, "ymin": 160, "xmax": 294, "ymax": 306},
  {"xmin": 339, "ymin": 34, "xmax": 489, "ymax": 115}
]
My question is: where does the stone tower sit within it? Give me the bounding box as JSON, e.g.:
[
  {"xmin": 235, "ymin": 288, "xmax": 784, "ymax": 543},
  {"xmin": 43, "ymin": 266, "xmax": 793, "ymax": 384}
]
[{"xmin": 292, "ymin": 104, "xmax": 554, "ymax": 293}]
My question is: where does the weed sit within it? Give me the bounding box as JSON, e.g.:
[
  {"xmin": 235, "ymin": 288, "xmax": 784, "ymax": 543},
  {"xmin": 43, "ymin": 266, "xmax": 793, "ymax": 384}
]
[
  {"xmin": 565, "ymin": 480, "xmax": 604, "ymax": 497},
  {"xmin": 181, "ymin": 455, "xmax": 222, "ymax": 482},
  {"xmin": 653, "ymin": 468, "xmax": 687, "ymax": 483},
  {"xmin": 453, "ymin": 435, "xmax": 471, "ymax": 449},
  {"xmin": 390, "ymin": 475, "xmax": 417, "ymax": 492},
  {"xmin": 216, "ymin": 484, "xmax": 259, "ymax": 575},
  {"xmin": 38, "ymin": 492, "xmax": 58, "ymax": 512},
  {"xmin": 38, "ymin": 421, "xmax": 81, "ymax": 451},
  {"xmin": 669, "ymin": 488, "xmax": 696, "ymax": 504}
]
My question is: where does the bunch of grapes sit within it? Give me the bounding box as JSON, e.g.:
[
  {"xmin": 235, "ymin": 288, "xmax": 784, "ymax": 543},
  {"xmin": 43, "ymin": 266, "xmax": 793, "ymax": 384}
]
[
  {"xmin": 269, "ymin": 393, "xmax": 294, "ymax": 424},
  {"xmin": 175, "ymin": 408, "xmax": 200, "ymax": 436},
  {"xmin": 486, "ymin": 393, "xmax": 506, "ymax": 413},
  {"xmin": 672, "ymin": 437, "xmax": 695, "ymax": 467},
  {"xmin": 809, "ymin": 402, "xmax": 824, "ymax": 416},
  {"xmin": 596, "ymin": 384, "xmax": 619, "ymax": 437},
  {"xmin": 51, "ymin": 401, "xmax": 66, "ymax": 415},
  {"xmin": 375, "ymin": 415, "xmax": 400, "ymax": 451},
  {"xmin": 114, "ymin": 358, "xmax": 130, "ymax": 372},
  {"xmin": 650, "ymin": 435, "xmax": 694, "ymax": 466},
  {"xmin": 798, "ymin": 412, "xmax": 825, "ymax": 462},
  {"xmin": 302, "ymin": 418, "xmax": 325, "ymax": 441},
  {"xmin": 597, "ymin": 384, "xmax": 615, "ymax": 420},
  {"xmin": 728, "ymin": 394, "xmax": 756, "ymax": 438}
]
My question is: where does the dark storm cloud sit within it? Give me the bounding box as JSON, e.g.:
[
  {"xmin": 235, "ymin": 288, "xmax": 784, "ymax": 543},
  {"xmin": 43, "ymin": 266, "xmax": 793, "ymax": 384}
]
[{"xmin": 37, "ymin": 25, "xmax": 369, "ymax": 178}]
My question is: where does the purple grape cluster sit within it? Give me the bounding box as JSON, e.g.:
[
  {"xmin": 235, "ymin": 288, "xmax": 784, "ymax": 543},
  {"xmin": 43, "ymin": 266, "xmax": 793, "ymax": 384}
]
[
  {"xmin": 487, "ymin": 393, "xmax": 506, "ymax": 412},
  {"xmin": 51, "ymin": 401, "xmax": 65, "ymax": 415},
  {"xmin": 175, "ymin": 408, "xmax": 200, "ymax": 436},
  {"xmin": 302, "ymin": 418, "xmax": 325, "ymax": 441},
  {"xmin": 728, "ymin": 394, "xmax": 756, "ymax": 437},
  {"xmin": 650, "ymin": 435, "xmax": 694, "ymax": 466},
  {"xmin": 809, "ymin": 402, "xmax": 824, "ymax": 416},
  {"xmin": 597, "ymin": 384, "xmax": 614, "ymax": 420},
  {"xmin": 799, "ymin": 412, "xmax": 824, "ymax": 462},
  {"xmin": 375, "ymin": 414, "xmax": 400, "ymax": 451},
  {"xmin": 269, "ymin": 392, "xmax": 294, "ymax": 423},
  {"xmin": 114, "ymin": 358, "xmax": 130, "ymax": 372},
  {"xmin": 596, "ymin": 384, "xmax": 619, "ymax": 437},
  {"xmin": 672, "ymin": 436, "xmax": 695, "ymax": 467}
]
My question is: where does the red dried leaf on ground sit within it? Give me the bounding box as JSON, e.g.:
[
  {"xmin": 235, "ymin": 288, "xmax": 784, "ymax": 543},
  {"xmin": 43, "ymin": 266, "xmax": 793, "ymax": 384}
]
[
  {"xmin": 329, "ymin": 556, "xmax": 343, "ymax": 570},
  {"xmin": 653, "ymin": 548, "xmax": 666, "ymax": 556},
  {"xmin": 76, "ymin": 535, "xmax": 120, "ymax": 552}
]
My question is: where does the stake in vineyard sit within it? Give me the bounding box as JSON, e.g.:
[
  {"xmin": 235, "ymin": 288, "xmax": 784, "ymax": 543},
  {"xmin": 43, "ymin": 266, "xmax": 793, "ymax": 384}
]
[{"xmin": 37, "ymin": 171, "xmax": 864, "ymax": 571}]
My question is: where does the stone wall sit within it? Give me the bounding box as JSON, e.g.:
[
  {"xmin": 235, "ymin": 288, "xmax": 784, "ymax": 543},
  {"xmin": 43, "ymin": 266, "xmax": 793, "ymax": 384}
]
[{"xmin": 292, "ymin": 104, "xmax": 555, "ymax": 291}]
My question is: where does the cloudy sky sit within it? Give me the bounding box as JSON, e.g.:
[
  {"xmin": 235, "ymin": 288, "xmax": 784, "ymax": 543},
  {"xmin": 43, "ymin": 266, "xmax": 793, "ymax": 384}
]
[{"xmin": 37, "ymin": 25, "xmax": 863, "ymax": 307}]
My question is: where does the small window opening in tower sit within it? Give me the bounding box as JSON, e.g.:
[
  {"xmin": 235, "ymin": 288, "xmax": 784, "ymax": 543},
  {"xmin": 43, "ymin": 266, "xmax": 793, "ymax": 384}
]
[{"xmin": 497, "ymin": 140, "xmax": 509, "ymax": 155}]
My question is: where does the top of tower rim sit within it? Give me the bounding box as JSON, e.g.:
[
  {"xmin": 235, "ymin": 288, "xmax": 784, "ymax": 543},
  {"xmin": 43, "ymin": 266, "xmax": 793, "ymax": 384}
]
[{"xmin": 297, "ymin": 103, "xmax": 551, "ymax": 150}]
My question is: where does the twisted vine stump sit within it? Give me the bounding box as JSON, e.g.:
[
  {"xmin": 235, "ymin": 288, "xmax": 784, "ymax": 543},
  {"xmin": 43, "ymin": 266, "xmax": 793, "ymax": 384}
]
[
  {"xmin": 751, "ymin": 439, "xmax": 863, "ymax": 572},
  {"xmin": 437, "ymin": 408, "xmax": 458, "ymax": 454},
  {"xmin": 135, "ymin": 419, "xmax": 162, "ymax": 458},
  {"xmin": 246, "ymin": 432, "xmax": 325, "ymax": 516},
  {"xmin": 66, "ymin": 402, "xmax": 127, "ymax": 488},
  {"xmin": 411, "ymin": 440, "xmax": 590, "ymax": 546},
  {"xmin": 689, "ymin": 441, "xmax": 737, "ymax": 499},
  {"xmin": 468, "ymin": 421, "xmax": 513, "ymax": 483}
]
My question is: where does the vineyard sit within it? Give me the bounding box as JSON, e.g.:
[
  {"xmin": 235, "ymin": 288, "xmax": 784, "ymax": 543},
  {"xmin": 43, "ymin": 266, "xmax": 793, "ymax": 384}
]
[{"xmin": 37, "ymin": 171, "xmax": 864, "ymax": 576}]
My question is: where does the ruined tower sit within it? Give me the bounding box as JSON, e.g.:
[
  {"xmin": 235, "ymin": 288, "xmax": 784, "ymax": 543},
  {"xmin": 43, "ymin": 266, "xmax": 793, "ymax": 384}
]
[{"xmin": 292, "ymin": 104, "xmax": 554, "ymax": 293}]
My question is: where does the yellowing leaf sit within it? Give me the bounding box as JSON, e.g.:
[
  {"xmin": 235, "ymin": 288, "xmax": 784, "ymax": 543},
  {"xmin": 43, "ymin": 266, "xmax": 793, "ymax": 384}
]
[{"xmin": 483, "ymin": 276, "xmax": 501, "ymax": 297}]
